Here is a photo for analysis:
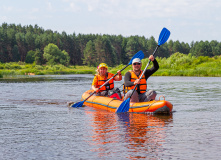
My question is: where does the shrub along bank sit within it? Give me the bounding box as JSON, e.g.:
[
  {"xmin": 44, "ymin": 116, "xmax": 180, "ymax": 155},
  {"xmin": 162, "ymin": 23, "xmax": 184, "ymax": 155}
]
[
  {"xmin": 110, "ymin": 53, "xmax": 221, "ymax": 77},
  {"xmin": 0, "ymin": 53, "xmax": 221, "ymax": 78}
]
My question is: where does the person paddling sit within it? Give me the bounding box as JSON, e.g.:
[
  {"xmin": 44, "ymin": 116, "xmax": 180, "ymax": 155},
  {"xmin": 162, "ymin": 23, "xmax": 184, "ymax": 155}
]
[
  {"xmin": 92, "ymin": 63, "xmax": 122, "ymax": 96},
  {"xmin": 123, "ymin": 56, "xmax": 159, "ymax": 102}
]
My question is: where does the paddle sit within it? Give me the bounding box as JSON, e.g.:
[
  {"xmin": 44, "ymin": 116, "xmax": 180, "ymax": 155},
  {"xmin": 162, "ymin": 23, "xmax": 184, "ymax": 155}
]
[
  {"xmin": 71, "ymin": 50, "xmax": 144, "ymax": 108},
  {"xmin": 116, "ymin": 27, "xmax": 171, "ymax": 113}
]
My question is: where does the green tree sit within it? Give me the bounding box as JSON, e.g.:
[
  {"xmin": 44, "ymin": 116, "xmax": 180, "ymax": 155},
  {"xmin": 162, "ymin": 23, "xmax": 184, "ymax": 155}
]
[
  {"xmin": 43, "ymin": 43, "xmax": 70, "ymax": 66},
  {"xmin": 34, "ymin": 49, "xmax": 43, "ymax": 65},
  {"xmin": 83, "ymin": 40, "xmax": 96, "ymax": 66},
  {"xmin": 94, "ymin": 36, "xmax": 106, "ymax": 64},
  {"xmin": 2, "ymin": 23, "xmax": 221, "ymax": 65},
  {"xmin": 158, "ymin": 43, "xmax": 170, "ymax": 58},
  {"xmin": 25, "ymin": 31, "xmax": 35, "ymax": 51},
  {"xmin": 121, "ymin": 37, "xmax": 128, "ymax": 64},
  {"xmin": 25, "ymin": 50, "xmax": 35, "ymax": 63},
  {"xmin": 6, "ymin": 28, "xmax": 16, "ymax": 61},
  {"xmin": 191, "ymin": 41, "xmax": 212, "ymax": 57},
  {"xmin": 15, "ymin": 32, "xmax": 27, "ymax": 61},
  {"xmin": 147, "ymin": 36, "xmax": 157, "ymax": 56},
  {"xmin": 12, "ymin": 45, "xmax": 20, "ymax": 61},
  {"xmin": 103, "ymin": 35, "xmax": 116, "ymax": 66},
  {"xmin": 69, "ymin": 33, "xmax": 80, "ymax": 66},
  {"xmin": 168, "ymin": 40, "xmax": 173, "ymax": 55},
  {"xmin": 94, "ymin": 35, "xmax": 116, "ymax": 67},
  {"xmin": 125, "ymin": 36, "xmax": 140, "ymax": 60},
  {"xmin": 173, "ymin": 41, "xmax": 182, "ymax": 53},
  {"xmin": 214, "ymin": 43, "xmax": 221, "ymax": 56},
  {"xmin": 60, "ymin": 50, "xmax": 70, "ymax": 66},
  {"xmin": 138, "ymin": 36, "xmax": 148, "ymax": 56},
  {"xmin": 210, "ymin": 40, "xmax": 221, "ymax": 56},
  {"xmin": 180, "ymin": 42, "xmax": 190, "ymax": 54}
]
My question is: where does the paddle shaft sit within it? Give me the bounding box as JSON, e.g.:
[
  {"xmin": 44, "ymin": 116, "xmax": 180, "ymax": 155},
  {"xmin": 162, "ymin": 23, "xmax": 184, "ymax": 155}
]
[{"xmin": 129, "ymin": 45, "xmax": 160, "ymax": 98}]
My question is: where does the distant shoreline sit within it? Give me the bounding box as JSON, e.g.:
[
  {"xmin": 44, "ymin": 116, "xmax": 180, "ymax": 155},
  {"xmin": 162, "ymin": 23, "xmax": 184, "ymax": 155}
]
[
  {"xmin": 1, "ymin": 53, "xmax": 221, "ymax": 78},
  {"xmin": 1, "ymin": 65, "xmax": 221, "ymax": 78}
]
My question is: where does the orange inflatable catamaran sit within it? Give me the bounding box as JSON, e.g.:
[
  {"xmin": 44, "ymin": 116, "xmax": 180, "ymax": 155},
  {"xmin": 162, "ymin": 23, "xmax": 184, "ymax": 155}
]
[{"xmin": 81, "ymin": 90, "xmax": 173, "ymax": 114}]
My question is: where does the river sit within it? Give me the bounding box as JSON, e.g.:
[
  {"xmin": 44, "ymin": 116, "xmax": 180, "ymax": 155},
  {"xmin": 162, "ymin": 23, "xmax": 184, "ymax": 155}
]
[{"xmin": 0, "ymin": 75, "xmax": 221, "ymax": 160}]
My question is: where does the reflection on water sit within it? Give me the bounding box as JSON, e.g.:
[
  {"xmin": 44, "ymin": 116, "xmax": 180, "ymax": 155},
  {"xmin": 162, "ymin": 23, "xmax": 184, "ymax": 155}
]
[{"xmin": 84, "ymin": 107, "xmax": 173, "ymax": 159}]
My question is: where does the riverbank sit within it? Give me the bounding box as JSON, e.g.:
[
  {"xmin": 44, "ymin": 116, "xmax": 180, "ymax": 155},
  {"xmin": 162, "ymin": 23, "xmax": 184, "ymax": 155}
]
[
  {"xmin": 1, "ymin": 53, "xmax": 221, "ymax": 78},
  {"xmin": 111, "ymin": 53, "xmax": 221, "ymax": 77},
  {"xmin": 0, "ymin": 63, "xmax": 97, "ymax": 78}
]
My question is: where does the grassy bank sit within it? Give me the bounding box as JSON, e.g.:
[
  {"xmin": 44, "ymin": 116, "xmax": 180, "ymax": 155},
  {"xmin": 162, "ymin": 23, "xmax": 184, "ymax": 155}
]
[
  {"xmin": 0, "ymin": 53, "xmax": 221, "ymax": 78},
  {"xmin": 110, "ymin": 53, "xmax": 221, "ymax": 77},
  {"xmin": 155, "ymin": 53, "xmax": 221, "ymax": 77},
  {"xmin": 0, "ymin": 62, "xmax": 97, "ymax": 78}
]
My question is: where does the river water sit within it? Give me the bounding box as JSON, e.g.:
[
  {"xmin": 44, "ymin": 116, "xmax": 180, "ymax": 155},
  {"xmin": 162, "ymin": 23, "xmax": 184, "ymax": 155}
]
[{"xmin": 0, "ymin": 75, "xmax": 221, "ymax": 160}]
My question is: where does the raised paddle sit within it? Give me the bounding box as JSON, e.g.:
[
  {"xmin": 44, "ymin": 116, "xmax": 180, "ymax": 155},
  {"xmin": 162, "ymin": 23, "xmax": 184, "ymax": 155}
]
[
  {"xmin": 71, "ymin": 50, "xmax": 145, "ymax": 108},
  {"xmin": 116, "ymin": 27, "xmax": 171, "ymax": 113}
]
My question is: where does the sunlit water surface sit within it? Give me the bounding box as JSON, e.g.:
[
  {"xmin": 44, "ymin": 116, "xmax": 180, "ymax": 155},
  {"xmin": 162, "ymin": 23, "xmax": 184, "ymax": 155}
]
[{"xmin": 0, "ymin": 75, "xmax": 221, "ymax": 160}]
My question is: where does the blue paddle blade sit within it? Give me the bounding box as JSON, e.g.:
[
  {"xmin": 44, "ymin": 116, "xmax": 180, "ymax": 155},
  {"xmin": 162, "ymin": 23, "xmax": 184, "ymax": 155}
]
[
  {"xmin": 116, "ymin": 98, "xmax": 130, "ymax": 113},
  {"xmin": 158, "ymin": 27, "xmax": 171, "ymax": 46},
  {"xmin": 128, "ymin": 50, "xmax": 144, "ymax": 65},
  {"xmin": 71, "ymin": 101, "xmax": 84, "ymax": 107}
]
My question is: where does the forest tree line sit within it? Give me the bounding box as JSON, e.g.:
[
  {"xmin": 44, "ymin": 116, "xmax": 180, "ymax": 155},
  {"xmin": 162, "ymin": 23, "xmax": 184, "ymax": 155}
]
[{"xmin": 1, "ymin": 23, "xmax": 221, "ymax": 67}]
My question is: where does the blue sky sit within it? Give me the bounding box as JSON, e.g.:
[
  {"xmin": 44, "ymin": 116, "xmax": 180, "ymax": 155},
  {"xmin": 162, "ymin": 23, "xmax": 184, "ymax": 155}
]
[{"xmin": 1, "ymin": 0, "xmax": 221, "ymax": 44}]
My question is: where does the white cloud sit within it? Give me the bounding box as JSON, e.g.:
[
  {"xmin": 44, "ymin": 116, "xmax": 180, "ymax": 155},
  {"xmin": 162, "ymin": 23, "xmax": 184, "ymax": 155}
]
[
  {"xmin": 61, "ymin": 0, "xmax": 221, "ymax": 20},
  {"xmin": 26, "ymin": 15, "xmax": 38, "ymax": 20},
  {"xmin": 64, "ymin": 2, "xmax": 81, "ymax": 12},
  {"xmin": 70, "ymin": 2, "xmax": 80, "ymax": 11},
  {"xmin": 0, "ymin": 16, "xmax": 8, "ymax": 21},
  {"xmin": 1, "ymin": 0, "xmax": 221, "ymax": 42},
  {"xmin": 3, "ymin": 6, "xmax": 13, "ymax": 12},
  {"xmin": 85, "ymin": 0, "xmax": 100, "ymax": 12},
  {"xmin": 47, "ymin": 2, "xmax": 53, "ymax": 11},
  {"xmin": 31, "ymin": 8, "xmax": 39, "ymax": 13}
]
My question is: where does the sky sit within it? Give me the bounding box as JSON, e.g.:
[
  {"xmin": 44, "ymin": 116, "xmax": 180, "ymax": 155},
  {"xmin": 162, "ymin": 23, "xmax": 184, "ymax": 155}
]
[{"xmin": 1, "ymin": 0, "xmax": 221, "ymax": 44}]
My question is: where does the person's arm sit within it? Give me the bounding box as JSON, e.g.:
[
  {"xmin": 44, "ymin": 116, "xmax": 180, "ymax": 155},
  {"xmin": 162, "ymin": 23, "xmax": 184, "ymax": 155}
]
[
  {"xmin": 92, "ymin": 85, "xmax": 99, "ymax": 92},
  {"xmin": 124, "ymin": 72, "xmax": 134, "ymax": 87},
  {"xmin": 144, "ymin": 58, "xmax": 159, "ymax": 80},
  {"xmin": 114, "ymin": 70, "xmax": 122, "ymax": 81},
  {"xmin": 91, "ymin": 76, "xmax": 99, "ymax": 91}
]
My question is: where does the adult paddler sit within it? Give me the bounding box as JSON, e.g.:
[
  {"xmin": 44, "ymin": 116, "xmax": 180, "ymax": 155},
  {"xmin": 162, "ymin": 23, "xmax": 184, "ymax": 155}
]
[
  {"xmin": 92, "ymin": 63, "xmax": 122, "ymax": 96},
  {"xmin": 123, "ymin": 55, "xmax": 159, "ymax": 102}
]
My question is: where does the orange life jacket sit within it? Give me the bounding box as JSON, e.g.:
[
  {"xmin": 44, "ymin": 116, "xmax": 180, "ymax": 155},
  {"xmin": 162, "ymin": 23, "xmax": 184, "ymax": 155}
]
[
  {"xmin": 96, "ymin": 72, "xmax": 114, "ymax": 92},
  {"xmin": 124, "ymin": 70, "xmax": 147, "ymax": 94}
]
